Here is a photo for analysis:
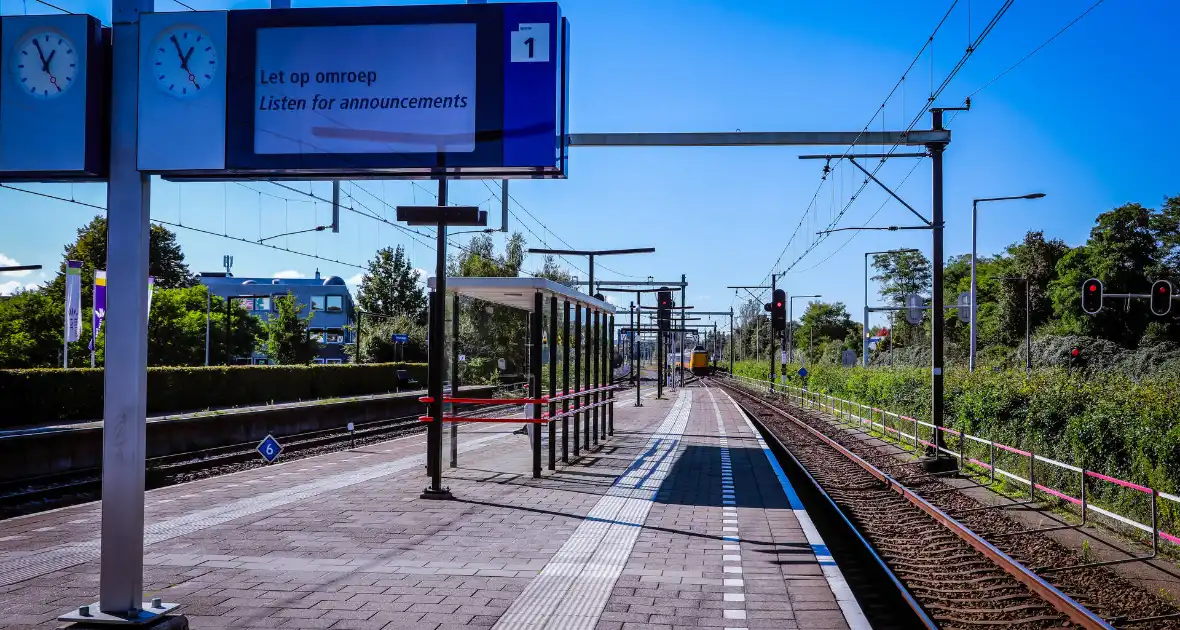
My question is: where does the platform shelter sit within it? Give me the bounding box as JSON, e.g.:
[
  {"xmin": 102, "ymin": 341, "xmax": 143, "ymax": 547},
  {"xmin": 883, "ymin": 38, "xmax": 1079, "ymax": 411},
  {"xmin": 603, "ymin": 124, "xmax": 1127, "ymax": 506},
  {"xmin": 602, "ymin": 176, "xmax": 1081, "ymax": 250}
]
[{"xmin": 425, "ymin": 277, "xmax": 617, "ymax": 482}]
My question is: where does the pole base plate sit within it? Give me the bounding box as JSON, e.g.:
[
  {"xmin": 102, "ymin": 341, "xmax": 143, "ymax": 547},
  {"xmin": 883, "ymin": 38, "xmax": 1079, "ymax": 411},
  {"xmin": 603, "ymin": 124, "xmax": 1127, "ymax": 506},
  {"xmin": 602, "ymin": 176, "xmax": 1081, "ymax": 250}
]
[
  {"xmin": 919, "ymin": 454, "xmax": 958, "ymax": 474},
  {"xmin": 420, "ymin": 487, "xmax": 454, "ymax": 500},
  {"xmin": 59, "ymin": 603, "xmax": 181, "ymax": 626}
]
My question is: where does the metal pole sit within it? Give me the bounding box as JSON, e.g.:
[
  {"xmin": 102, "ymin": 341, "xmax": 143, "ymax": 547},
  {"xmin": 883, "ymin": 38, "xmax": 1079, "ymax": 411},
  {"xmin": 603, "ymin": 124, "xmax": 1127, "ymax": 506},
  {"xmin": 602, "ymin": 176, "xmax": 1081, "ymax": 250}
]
[
  {"xmin": 770, "ymin": 275, "xmax": 777, "ymax": 390},
  {"xmin": 592, "ymin": 310, "xmax": 600, "ymax": 446},
  {"xmin": 634, "ymin": 295, "xmax": 642, "ymax": 406},
  {"xmin": 1025, "ymin": 280, "xmax": 1031, "ymax": 374},
  {"xmin": 929, "ymin": 110, "xmax": 948, "ymax": 459},
  {"xmin": 331, "ymin": 181, "xmax": 341, "ymax": 233},
  {"xmin": 573, "ymin": 305, "xmax": 581, "ymax": 457},
  {"xmin": 787, "ymin": 299, "xmax": 793, "ymax": 364},
  {"xmin": 97, "ymin": 0, "xmax": 152, "ymax": 612},
  {"xmin": 450, "ymin": 293, "xmax": 459, "ymax": 469},
  {"xmin": 729, "ymin": 308, "xmax": 734, "ymax": 373},
  {"xmin": 586, "ymin": 310, "xmax": 593, "ymax": 447},
  {"xmin": 562, "ymin": 300, "xmax": 570, "ymax": 463},
  {"xmin": 63, "ymin": 281, "xmax": 69, "ymax": 368},
  {"xmin": 657, "ymin": 315, "xmax": 664, "ymax": 399},
  {"xmin": 531, "ymin": 292, "xmax": 543, "ymax": 478},
  {"xmin": 608, "ymin": 314, "xmax": 615, "ymax": 435},
  {"xmin": 680, "ymin": 274, "xmax": 686, "ymax": 387},
  {"xmin": 422, "ymin": 178, "xmax": 450, "ymax": 499},
  {"xmin": 549, "ymin": 296, "xmax": 557, "ymax": 470},
  {"xmin": 863, "ymin": 254, "xmax": 870, "ymax": 368},
  {"xmin": 970, "ymin": 199, "xmax": 978, "ymax": 372}
]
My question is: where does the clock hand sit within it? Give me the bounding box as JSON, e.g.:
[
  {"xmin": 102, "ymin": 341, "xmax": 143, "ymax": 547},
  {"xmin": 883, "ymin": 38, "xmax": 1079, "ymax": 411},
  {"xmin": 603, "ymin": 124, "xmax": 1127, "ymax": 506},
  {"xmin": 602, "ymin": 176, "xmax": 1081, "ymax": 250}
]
[
  {"xmin": 32, "ymin": 39, "xmax": 49, "ymax": 73},
  {"xmin": 183, "ymin": 46, "xmax": 194, "ymax": 67},
  {"xmin": 45, "ymin": 49, "xmax": 56, "ymax": 70},
  {"xmin": 170, "ymin": 35, "xmax": 188, "ymax": 70}
]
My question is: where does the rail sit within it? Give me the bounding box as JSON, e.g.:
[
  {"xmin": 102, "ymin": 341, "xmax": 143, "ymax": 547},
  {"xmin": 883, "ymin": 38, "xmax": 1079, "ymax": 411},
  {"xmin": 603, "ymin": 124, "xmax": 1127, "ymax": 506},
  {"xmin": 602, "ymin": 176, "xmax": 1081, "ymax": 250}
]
[
  {"xmin": 725, "ymin": 373, "xmax": 1180, "ymax": 554},
  {"xmin": 720, "ymin": 381, "xmax": 1112, "ymax": 630}
]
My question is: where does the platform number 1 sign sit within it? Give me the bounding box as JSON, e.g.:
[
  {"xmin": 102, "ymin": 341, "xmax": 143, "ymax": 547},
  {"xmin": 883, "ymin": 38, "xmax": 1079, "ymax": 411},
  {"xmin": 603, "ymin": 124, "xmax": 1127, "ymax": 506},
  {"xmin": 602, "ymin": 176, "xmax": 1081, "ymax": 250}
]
[{"xmin": 511, "ymin": 23, "xmax": 549, "ymax": 62}]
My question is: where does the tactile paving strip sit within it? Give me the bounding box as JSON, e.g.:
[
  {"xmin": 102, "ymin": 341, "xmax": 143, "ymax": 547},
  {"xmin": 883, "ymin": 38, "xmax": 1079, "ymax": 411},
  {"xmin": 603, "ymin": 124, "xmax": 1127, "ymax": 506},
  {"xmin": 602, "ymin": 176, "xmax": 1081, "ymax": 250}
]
[{"xmin": 494, "ymin": 390, "xmax": 692, "ymax": 630}]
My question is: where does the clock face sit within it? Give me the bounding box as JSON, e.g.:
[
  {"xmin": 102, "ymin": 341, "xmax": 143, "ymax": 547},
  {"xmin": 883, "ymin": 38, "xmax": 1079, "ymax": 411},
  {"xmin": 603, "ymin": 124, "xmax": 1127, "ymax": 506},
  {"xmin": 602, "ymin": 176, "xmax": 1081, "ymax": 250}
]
[
  {"xmin": 12, "ymin": 29, "xmax": 78, "ymax": 100},
  {"xmin": 151, "ymin": 25, "xmax": 218, "ymax": 99}
]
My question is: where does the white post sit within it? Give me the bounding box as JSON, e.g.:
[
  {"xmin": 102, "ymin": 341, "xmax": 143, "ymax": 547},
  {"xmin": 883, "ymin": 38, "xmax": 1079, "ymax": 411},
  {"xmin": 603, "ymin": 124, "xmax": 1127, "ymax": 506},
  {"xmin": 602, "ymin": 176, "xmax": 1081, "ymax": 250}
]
[{"xmin": 98, "ymin": 0, "xmax": 153, "ymax": 616}]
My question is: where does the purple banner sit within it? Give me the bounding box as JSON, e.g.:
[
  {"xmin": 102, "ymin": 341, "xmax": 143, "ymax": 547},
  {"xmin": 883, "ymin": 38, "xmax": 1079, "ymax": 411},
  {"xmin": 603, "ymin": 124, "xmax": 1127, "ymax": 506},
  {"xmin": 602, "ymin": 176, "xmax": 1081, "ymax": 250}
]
[{"xmin": 89, "ymin": 270, "xmax": 106, "ymax": 352}]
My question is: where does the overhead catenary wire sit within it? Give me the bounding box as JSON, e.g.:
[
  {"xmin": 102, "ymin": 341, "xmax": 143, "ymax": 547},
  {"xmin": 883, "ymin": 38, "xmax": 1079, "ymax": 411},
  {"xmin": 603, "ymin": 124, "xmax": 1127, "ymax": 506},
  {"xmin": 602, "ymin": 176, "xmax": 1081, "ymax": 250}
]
[
  {"xmin": 776, "ymin": 0, "xmax": 1014, "ymax": 278},
  {"xmin": 0, "ymin": 183, "xmax": 364, "ymax": 269}
]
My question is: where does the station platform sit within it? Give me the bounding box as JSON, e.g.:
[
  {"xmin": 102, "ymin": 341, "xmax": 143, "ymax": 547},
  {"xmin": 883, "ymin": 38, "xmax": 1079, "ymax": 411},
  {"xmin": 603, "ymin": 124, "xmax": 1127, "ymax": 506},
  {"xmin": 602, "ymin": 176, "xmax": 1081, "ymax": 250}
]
[{"xmin": 0, "ymin": 385, "xmax": 864, "ymax": 630}]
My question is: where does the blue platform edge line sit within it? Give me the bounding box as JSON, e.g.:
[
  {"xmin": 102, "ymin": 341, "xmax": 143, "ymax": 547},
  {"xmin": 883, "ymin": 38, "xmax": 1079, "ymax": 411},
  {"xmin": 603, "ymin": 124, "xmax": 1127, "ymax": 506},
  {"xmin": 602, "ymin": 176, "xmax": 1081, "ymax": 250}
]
[{"xmin": 744, "ymin": 413, "xmax": 840, "ymax": 565}]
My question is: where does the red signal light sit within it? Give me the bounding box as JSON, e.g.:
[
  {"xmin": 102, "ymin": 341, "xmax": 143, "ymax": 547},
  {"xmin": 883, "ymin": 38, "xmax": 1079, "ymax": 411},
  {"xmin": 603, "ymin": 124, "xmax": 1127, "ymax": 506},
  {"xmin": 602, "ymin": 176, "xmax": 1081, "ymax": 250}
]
[
  {"xmin": 1089, "ymin": 285, "xmax": 1097, "ymax": 292},
  {"xmin": 1071, "ymin": 348, "xmax": 1079, "ymax": 357}
]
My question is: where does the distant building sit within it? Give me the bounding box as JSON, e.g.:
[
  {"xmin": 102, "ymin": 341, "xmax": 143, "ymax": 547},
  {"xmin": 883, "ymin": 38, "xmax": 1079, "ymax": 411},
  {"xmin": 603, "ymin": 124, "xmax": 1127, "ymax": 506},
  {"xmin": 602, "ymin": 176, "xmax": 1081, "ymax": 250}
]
[{"xmin": 198, "ymin": 270, "xmax": 355, "ymax": 364}]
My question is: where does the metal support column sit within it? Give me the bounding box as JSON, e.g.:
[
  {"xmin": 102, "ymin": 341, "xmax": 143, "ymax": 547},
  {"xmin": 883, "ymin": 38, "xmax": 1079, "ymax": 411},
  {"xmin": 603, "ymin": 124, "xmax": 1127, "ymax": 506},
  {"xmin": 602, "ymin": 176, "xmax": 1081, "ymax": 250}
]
[
  {"xmin": 634, "ymin": 295, "xmax": 642, "ymax": 406},
  {"xmin": 573, "ymin": 305, "xmax": 582, "ymax": 457},
  {"xmin": 562, "ymin": 300, "xmax": 570, "ymax": 463},
  {"xmin": 770, "ymin": 275, "xmax": 777, "ymax": 390},
  {"xmin": 450, "ymin": 293, "xmax": 459, "ymax": 468},
  {"xmin": 608, "ymin": 314, "xmax": 615, "ymax": 435},
  {"xmin": 592, "ymin": 310, "xmax": 600, "ymax": 446},
  {"xmin": 531, "ymin": 292, "xmax": 543, "ymax": 478},
  {"xmin": 729, "ymin": 308, "xmax": 734, "ymax": 373},
  {"xmin": 679, "ymin": 274, "xmax": 686, "ymax": 387},
  {"xmin": 926, "ymin": 110, "xmax": 950, "ymax": 468},
  {"xmin": 656, "ymin": 327, "xmax": 664, "ymax": 399},
  {"xmin": 422, "ymin": 179, "xmax": 452, "ymax": 499},
  {"xmin": 93, "ymin": 0, "xmax": 156, "ymax": 615},
  {"xmin": 548, "ymin": 296, "xmax": 557, "ymax": 470}
]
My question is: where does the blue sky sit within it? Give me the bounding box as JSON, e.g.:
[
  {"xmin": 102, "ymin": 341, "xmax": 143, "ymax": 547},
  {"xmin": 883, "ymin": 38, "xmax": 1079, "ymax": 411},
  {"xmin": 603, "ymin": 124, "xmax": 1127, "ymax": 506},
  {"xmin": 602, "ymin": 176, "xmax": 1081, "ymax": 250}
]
[{"xmin": 1, "ymin": 0, "xmax": 1177, "ymax": 336}]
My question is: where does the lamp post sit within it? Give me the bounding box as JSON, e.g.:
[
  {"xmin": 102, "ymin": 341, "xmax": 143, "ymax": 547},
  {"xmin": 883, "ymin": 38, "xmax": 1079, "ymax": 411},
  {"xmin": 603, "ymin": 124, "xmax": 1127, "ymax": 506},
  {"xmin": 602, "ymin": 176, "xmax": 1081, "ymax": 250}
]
[
  {"xmin": 997, "ymin": 276, "xmax": 1032, "ymax": 374},
  {"xmin": 788, "ymin": 295, "xmax": 820, "ymax": 363},
  {"xmin": 863, "ymin": 249, "xmax": 919, "ymax": 368},
  {"xmin": 970, "ymin": 193, "xmax": 1045, "ymax": 371}
]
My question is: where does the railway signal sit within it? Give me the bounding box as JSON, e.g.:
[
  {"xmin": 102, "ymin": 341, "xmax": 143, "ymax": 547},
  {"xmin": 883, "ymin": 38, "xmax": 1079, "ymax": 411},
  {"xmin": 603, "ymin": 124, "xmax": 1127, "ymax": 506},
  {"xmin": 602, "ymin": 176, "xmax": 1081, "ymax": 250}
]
[
  {"xmin": 657, "ymin": 289, "xmax": 672, "ymax": 331},
  {"xmin": 1151, "ymin": 280, "xmax": 1172, "ymax": 316},
  {"xmin": 1081, "ymin": 278, "xmax": 1103, "ymax": 314},
  {"xmin": 771, "ymin": 289, "xmax": 786, "ymax": 332}
]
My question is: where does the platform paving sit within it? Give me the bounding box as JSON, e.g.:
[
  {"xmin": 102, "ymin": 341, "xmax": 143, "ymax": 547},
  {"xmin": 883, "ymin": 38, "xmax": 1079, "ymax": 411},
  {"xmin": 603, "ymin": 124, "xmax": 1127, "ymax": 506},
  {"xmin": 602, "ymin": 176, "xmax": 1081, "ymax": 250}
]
[{"xmin": 0, "ymin": 384, "xmax": 853, "ymax": 629}]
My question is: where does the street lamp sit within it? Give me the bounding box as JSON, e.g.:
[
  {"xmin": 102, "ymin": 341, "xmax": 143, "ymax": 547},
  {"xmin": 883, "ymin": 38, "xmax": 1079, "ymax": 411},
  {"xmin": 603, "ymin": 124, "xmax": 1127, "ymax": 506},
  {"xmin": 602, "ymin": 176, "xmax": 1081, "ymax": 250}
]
[
  {"xmin": 970, "ymin": 193, "xmax": 1045, "ymax": 371},
  {"xmin": 863, "ymin": 249, "xmax": 919, "ymax": 368},
  {"xmin": 788, "ymin": 294, "xmax": 820, "ymax": 363}
]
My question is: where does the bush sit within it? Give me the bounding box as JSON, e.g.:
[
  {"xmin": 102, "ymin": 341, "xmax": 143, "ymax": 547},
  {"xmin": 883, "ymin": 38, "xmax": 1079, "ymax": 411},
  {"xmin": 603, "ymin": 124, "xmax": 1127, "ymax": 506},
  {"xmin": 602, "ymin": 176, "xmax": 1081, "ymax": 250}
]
[
  {"xmin": 731, "ymin": 360, "xmax": 1180, "ymax": 534},
  {"xmin": 0, "ymin": 362, "xmax": 428, "ymax": 426}
]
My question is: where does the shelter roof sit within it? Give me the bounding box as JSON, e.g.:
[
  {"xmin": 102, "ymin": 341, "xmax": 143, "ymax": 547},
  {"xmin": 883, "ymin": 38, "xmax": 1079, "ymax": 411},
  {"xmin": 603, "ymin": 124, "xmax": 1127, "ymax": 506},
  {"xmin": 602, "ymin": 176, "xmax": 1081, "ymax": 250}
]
[{"xmin": 426, "ymin": 277, "xmax": 615, "ymax": 314}]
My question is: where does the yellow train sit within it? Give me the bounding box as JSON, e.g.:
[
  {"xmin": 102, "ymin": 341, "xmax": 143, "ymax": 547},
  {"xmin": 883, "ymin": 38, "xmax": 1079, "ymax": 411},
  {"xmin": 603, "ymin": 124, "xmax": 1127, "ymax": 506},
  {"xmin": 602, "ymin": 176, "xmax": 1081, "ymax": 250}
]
[{"xmin": 676, "ymin": 345, "xmax": 711, "ymax": 376}]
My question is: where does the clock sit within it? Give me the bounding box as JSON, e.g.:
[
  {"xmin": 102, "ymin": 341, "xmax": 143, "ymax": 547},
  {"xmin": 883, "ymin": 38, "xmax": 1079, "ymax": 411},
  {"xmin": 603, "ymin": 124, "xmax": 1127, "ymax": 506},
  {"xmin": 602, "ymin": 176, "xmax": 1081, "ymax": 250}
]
[
  {"xmin": 11, "ymin": 28, "xmax": 78, "ymax": 99},
  {"xmin": 151, "ymin": 25, "xmax": 218, "ymax": 98}
]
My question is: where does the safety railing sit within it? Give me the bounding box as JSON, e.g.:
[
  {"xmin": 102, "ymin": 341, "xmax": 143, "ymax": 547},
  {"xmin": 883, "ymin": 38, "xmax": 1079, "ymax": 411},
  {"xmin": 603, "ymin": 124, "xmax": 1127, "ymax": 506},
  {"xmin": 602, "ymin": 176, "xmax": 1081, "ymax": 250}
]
[
  {"xmin": 723, "ymin": 373, "xmax": 1180, "ymax": 558},
  {"xmin": 417, "ymin": 384, "xmax": 620, "ymax": 424}
]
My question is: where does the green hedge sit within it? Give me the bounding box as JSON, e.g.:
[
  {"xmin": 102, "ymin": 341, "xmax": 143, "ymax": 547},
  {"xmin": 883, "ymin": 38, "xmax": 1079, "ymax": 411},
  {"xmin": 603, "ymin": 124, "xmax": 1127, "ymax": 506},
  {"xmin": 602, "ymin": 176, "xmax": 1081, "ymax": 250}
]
[
  {"xmin": 0, "ymin": 362, "xmax": 428, "ymax": 425},
  {"xmin": 731, "ymin": 360, "xmax": 1180, "ymax": 535}
]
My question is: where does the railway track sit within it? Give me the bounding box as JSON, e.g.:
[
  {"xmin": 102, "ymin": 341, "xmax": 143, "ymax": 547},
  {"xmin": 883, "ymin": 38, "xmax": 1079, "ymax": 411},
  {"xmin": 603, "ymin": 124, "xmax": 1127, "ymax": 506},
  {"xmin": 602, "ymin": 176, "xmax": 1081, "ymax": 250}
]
[
  {"xmin": 0, "ymin": 400, "xmax": 526, "ymax": 519},
  {"xmin": 712, "ymin": 377, "xmax": 1180, "ymax": 630}
]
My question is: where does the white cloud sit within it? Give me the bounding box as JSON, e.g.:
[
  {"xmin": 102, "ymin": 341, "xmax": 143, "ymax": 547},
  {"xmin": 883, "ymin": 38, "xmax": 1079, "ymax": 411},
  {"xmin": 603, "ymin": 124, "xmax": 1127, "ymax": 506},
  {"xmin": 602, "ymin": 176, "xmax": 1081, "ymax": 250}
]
[
  {"xmin": 345, "ymin": 272, "xmax": 365, "ymax": 287},
  {"xmin": 0, "ymin": 280, "xmax": 39, "ymax": 295},
  {"xmin": 0, "ymin": 253, "xmax": 33, "ymax": 277},
  {"xmin": 414, "ymin": 268, "xmax": 429, "ymax": 285},
  {"xmin": 273, "ymin": 269, "xmax": 305, "ymax": 279}
]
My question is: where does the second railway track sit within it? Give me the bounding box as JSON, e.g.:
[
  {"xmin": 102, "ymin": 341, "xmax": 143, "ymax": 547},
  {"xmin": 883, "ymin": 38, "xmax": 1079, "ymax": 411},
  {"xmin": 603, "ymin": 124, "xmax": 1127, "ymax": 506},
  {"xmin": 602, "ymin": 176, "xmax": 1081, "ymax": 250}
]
[{"xmin": 712, "ymin": 377, "xmax": 1180, "ymax": 630}]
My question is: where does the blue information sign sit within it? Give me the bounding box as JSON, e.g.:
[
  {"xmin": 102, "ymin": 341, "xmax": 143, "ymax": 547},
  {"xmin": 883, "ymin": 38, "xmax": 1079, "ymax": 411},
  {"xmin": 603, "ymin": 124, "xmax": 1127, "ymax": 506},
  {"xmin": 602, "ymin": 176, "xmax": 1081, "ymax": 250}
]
[
  {"xmin": 797, "ymin": 367, "xmax": 808, "ymax": 378},
  {"xmin": 257, "ymin": 434, "xmax": 283, "ymax": 464},
  {"xmin": 392, "ymin": 333, "xmax": 409, "ymax": 343}
]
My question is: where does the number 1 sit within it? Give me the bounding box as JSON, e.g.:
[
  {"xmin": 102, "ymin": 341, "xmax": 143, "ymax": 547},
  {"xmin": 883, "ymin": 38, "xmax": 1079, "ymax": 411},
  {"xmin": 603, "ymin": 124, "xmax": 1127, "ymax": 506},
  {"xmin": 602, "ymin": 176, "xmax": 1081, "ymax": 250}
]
[{"xmin": 524, "ymin": 37, "xmax": 534, "ymax": 58}]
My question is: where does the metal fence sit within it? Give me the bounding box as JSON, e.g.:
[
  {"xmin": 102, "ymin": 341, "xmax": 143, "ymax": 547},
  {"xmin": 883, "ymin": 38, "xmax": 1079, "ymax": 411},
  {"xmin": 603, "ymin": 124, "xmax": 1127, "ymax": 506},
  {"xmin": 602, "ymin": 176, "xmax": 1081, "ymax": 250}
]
[{"xmin": 725, "ymin": 374, "xmax": 1180, "ymax": 558}]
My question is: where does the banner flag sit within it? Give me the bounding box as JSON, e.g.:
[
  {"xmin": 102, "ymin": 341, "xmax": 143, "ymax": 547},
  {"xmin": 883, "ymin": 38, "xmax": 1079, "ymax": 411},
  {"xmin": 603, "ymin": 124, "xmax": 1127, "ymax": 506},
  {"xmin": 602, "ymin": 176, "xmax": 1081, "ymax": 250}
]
[
  {"xmin": 64, "ymin": 261, "xmax": 82, "ymax": 343},
  {"xmin": 89, "ymin": 271, "xmax": 106, "ymax": 351}
]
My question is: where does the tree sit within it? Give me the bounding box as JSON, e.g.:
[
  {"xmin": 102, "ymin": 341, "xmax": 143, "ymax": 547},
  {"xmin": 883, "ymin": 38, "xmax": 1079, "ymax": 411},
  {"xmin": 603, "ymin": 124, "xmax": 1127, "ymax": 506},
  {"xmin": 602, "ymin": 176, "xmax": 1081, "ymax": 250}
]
[
  {"xmin": 355, "ymin": 245, "xmax": 427, "ymax": 321},
  {"xmin": 147, "ymin": 287, "xmax": 263, "ymax": 367},
  {"xmin": 348, "ymin": 315, "xmax": 426, "ymax": 364},
  {"xmin": 871, "ymin": 250, "xmax": 931, "ymax": 305},
  {"xmin": 450, "ymin": 233, "xmax": 529, "ymax": 374},
  {"xmin": 0, "ymin": 289, "xmax": 63, "ymax": 368},
  {"xmin": 795, "ymin": 301, "xmax": 857, "ymax": 364},
  {"xmin": 44, "ymin": 216, "xmax": 195, "ymax": 309},
  {"xmin": 261, "ymin": 292, "xmax": 318, "ymax": 364},
  {"xmin": 536, "ymin": 255, "xmax": 575, "ymax": 287}
]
